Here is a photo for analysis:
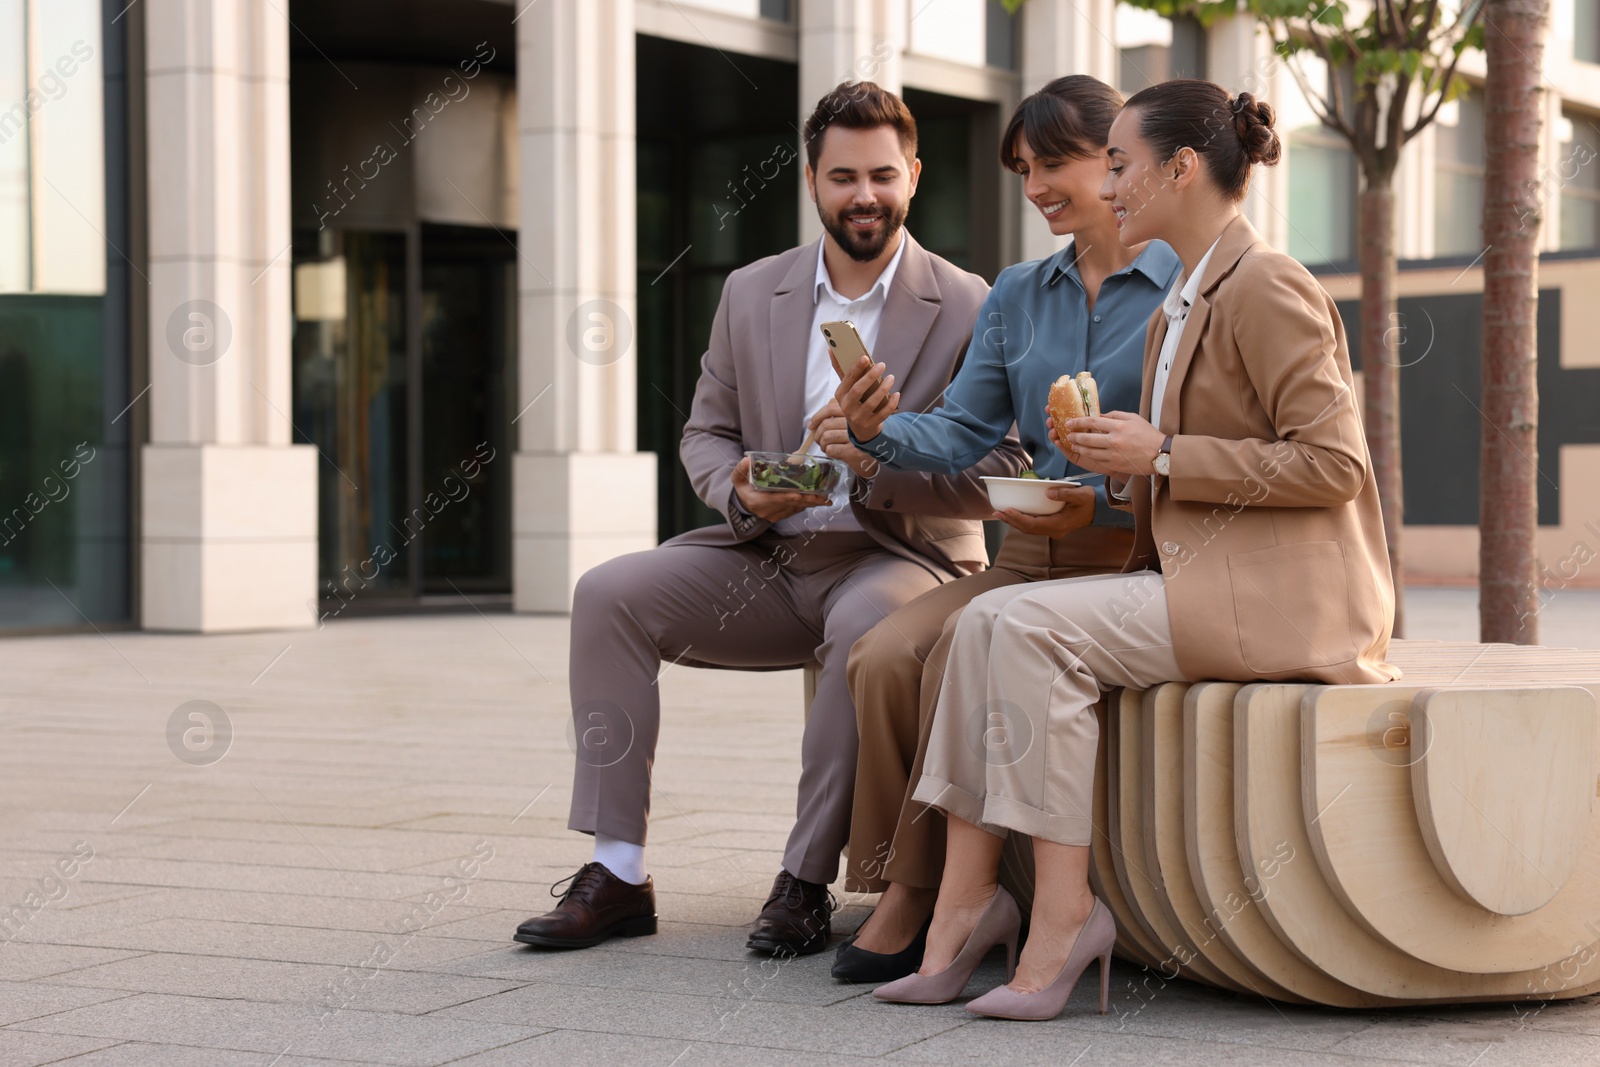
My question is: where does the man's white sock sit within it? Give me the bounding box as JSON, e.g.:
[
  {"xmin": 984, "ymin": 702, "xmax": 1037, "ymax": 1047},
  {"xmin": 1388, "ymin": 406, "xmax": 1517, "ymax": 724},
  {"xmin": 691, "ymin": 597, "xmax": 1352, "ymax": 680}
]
[{"xmin": 592, "ymin": 834, "xmax": 647, "ymax": 885}]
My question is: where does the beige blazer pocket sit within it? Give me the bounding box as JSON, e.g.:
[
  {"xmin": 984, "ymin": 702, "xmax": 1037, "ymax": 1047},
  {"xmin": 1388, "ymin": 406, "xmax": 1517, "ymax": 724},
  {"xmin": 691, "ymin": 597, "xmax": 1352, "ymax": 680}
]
[{"xmin": 1227, "ymin": 540, "xmax": 1356, "ymax": 675}]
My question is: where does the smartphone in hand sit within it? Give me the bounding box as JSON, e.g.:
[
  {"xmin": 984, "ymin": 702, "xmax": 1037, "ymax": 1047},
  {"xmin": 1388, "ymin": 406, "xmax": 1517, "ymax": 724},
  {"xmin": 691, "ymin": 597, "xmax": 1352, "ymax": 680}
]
[{"xmin": 820, "ymin": 320, "xmax": 872, "ymax": 379}]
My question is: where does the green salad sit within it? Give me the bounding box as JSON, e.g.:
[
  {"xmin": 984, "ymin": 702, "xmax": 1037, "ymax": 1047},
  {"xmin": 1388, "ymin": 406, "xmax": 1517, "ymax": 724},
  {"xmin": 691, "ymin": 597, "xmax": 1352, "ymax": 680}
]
[{"xmin": 749, "ymin": 456, "xmax": 836, "ymax": 493}]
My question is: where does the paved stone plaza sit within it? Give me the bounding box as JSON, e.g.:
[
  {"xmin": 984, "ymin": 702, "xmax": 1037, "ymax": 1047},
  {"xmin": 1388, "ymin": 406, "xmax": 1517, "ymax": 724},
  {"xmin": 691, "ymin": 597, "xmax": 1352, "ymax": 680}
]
[{"xmin": 1, "ymin": 587, "xmax": 1597, "ymax": 1066}]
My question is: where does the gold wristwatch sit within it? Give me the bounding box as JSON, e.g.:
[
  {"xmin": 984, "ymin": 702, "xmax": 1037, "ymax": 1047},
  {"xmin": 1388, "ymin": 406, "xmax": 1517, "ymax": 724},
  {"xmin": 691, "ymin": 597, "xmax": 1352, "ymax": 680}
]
[{"xmin": 1153, "ymin": 435, "xmax": 1173, "ymax": 476}]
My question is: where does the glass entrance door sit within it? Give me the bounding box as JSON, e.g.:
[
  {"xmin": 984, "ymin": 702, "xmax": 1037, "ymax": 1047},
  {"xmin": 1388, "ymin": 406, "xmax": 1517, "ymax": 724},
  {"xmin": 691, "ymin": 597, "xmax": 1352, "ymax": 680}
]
[
  {"xmin": 293, "ymin": 230, "xmax": 412, "ymax": 600},
  {"xmin": 419, "ymin": 224, "xmax": 514, "ymax": 595},
  {"xmin": 291, "ymin": 225, "xmax": 513, "ymax": 610}
]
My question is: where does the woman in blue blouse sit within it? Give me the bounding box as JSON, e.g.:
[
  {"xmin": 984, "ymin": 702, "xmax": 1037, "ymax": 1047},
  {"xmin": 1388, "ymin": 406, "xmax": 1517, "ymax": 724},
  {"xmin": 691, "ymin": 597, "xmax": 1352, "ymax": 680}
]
[{"xmin": 828, "ymin": 75, "xmax": 1179, "ymax": 983}]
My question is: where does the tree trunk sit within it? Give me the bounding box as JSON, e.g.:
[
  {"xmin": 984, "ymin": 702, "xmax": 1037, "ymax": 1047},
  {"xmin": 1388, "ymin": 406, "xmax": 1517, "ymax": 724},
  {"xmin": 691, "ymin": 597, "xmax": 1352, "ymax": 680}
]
[
  {"xmin": 1358, "ymin": 183, "xmax": 1404, "ymax": 637},
  {"xmin": 1480, "ymin": 0, "xmax": 1548, "ymax": 644}
]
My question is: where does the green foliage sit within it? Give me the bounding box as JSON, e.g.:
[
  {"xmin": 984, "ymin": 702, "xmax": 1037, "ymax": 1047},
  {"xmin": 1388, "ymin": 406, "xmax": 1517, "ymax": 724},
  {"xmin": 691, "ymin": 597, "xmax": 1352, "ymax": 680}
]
[{"xmin": 1119, "ymin": 0, "xmax": 1482, "ymax": 177}]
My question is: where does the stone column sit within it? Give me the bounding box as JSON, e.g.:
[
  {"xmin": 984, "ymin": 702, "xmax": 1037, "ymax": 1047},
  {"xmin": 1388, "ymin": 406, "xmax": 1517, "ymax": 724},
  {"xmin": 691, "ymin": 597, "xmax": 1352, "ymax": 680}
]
[
  {"xmin": 141, "ymin": 0, "xmax": 315, "ymax": 632},
  {"xmin": 513, "ymin": 0, "xmax": 656, "ymax": 613},
  {"xmin": 1205, "ymin": 14, "xmax": 1289, "ymax": 249},
  {"xmin": 1016, "ymin": 0, "xmax": 1118, "ymax": 263},
  {"xmin": 796, "ymin": 0, "xmax": 908, "ymax": 244}
]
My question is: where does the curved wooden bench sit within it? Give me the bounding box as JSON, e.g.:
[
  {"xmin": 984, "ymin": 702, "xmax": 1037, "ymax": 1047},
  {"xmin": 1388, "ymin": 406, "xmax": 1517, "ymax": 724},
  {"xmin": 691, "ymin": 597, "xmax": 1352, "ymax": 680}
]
[{"xmin": 1089, "ymin": 640, "xmax": 1600, "ymax": 1006}]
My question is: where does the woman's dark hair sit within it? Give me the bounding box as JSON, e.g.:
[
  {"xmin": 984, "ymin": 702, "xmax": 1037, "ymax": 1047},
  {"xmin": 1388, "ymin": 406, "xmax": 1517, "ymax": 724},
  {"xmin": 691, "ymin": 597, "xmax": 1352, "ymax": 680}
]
[
  {"xmin": 803, "ymin": 81, "xmax": 918, "ymax": 171},
  {"xmin": 1000, "ymin": 75, "xmax": 1123, "ymax": 171},
  {"xmin": 1122, "ymin": 79, "xmax": 1282, "ymax": 201}
]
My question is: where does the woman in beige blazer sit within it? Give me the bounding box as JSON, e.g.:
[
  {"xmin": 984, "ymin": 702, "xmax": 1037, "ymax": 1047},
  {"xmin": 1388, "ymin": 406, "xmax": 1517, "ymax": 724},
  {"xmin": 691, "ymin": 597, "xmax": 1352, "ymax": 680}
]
[{"xmin": 871, "ymin": 79, "xmax": 1398, "ymax": 1021}]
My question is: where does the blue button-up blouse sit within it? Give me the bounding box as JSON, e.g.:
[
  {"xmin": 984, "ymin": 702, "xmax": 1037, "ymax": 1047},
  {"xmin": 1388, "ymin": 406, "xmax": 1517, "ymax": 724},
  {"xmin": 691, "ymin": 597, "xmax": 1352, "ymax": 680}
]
[{"xmin": 856, "ymin": 239, "xmax": 1181, "ymax": 527}]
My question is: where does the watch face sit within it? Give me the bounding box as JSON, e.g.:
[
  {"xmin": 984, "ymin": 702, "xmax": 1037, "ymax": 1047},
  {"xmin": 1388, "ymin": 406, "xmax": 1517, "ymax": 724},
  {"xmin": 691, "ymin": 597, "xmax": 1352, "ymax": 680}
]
[{"xmin": 1154, "ymin": 453, "xmax": 1171, "ymax": 476}]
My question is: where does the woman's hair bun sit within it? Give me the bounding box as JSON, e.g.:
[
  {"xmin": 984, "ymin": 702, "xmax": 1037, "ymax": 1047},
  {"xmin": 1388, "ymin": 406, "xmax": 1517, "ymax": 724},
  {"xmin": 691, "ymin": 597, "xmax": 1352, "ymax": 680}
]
[{"xmin": 1231, "ymin": 92, "xmax": 1281, "ymax": 167}]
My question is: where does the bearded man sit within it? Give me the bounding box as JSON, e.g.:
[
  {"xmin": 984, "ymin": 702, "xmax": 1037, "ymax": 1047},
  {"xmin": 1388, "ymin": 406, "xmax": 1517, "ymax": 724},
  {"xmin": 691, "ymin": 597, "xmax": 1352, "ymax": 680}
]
[{"xmin": 513, "ymin": 81, "xmax": 1022, "ymax": 958}]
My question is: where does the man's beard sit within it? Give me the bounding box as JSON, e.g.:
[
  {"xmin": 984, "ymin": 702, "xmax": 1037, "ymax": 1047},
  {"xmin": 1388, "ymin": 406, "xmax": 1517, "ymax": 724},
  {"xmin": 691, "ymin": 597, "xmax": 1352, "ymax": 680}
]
[{"xmin": 819, "ymin": 201, "xmax": 908, "ymax": 263}]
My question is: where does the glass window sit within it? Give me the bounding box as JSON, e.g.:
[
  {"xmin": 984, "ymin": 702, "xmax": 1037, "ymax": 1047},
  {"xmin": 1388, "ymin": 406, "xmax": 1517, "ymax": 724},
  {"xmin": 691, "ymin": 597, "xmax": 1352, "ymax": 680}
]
[
  {"xmin": 986, "ymin": 0, "xmax": 1018, "ymax": 70},
  {"xmin": 0, "ymin": 0, "xmax": 130, "ymax": 630},
  {"xmin": 1434, "ymin": 90, "xmax": 1486, "ymax": 258},
  {"xmin": 0, "ymin": 0, "xmax": 27, "ymax": 292},
  {"xmin": 1577, "ymin": 0, "xmax": 1600, "ymax": 64},
  {"xmin": 1288, "ymin": 134, "xmax": 1358, "ymax": 264},
  {"xmin": 0, "ymin": 0, "xmax": 105, "ymax": 295},
  {"xmin": 672, "ymin": 0, "xmax": 793, "ymax": 23},
  {"xmin": 1283, "ymin": 57, "xmax": 1359, "ymax": 265},
  {"xmin": 635, "ymin": 36, "xmax": 799, "ymax": 540},
  {"xmin": 1116, "ymin": 5, "xmax": 1206, "ymax": 93},
  {"xmin": 1559, "ymin": 108, "xmax": 1600, "ymax": 250},
  {"xmin": 908, "ymin": 0, "xmax": 988, "ymax": 68}
]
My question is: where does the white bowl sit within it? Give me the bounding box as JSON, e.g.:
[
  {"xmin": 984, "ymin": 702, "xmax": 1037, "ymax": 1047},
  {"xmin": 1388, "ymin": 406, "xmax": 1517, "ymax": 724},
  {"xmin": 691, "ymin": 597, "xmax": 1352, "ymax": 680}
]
[{"xmin": 981, "ymin": 475, "xmax": 1082, "ymax": 516}]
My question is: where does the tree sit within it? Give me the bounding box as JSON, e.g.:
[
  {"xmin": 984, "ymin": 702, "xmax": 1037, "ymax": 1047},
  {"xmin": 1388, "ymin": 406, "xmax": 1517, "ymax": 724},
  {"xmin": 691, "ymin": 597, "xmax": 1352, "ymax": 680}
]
[
  {"xmin": 1479, "ymin": 0, "xmax": 1547, "ymax": 644},
  {"xmin": 1115, "ymin": 0, "xmax": 1484, "ymax": 638}
]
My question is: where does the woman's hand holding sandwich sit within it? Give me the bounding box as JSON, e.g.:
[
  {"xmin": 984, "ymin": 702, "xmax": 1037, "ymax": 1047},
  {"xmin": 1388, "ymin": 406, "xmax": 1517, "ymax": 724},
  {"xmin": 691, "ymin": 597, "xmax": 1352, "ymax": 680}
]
[{"xmin": 1053, "ymin": 411, "xmax": 1165, "ymax": 476}]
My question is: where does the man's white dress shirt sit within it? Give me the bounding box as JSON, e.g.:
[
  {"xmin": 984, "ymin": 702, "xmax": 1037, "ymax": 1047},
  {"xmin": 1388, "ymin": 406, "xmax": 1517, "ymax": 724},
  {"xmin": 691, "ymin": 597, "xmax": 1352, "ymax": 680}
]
[{"xmin": 771, "ymin": 234, "xmax": 907, "ymax": 535}]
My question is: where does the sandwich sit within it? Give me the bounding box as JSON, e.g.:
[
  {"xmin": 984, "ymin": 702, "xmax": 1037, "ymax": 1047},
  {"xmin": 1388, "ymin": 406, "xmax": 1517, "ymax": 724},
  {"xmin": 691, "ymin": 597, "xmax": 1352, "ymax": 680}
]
[{"xmin": 1047, "ymin": 371, "xmax": 1101, "ymax": 427}]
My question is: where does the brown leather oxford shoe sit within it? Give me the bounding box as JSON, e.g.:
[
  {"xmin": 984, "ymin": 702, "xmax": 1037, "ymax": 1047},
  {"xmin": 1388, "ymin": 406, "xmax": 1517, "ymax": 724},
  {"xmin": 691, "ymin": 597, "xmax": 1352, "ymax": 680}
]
[
  {"xmin": 513, "ymin": 862, "xmax": 657, "ymax": 949},
  {"xmin": 745, "ymin": 869, "xmax": 835, "ymax": 956}
]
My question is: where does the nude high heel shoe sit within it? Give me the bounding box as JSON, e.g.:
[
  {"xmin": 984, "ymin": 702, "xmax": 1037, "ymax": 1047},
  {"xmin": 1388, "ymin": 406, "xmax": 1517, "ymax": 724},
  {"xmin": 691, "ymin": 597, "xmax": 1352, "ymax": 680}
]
[
  {"xmin": 964, "ymin": 897, "xmax": 1116, "ymax": 1021},
  {"xmin": 872, "ymin": 885, "xmax": 1021, "ymax": 1005}
]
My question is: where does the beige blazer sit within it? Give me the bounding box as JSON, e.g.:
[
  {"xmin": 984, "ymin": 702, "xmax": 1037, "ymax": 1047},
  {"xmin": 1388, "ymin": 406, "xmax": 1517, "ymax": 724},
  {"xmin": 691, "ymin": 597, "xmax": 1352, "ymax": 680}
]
[
  {"xmin": 672, "ymin": 234, "xmax": 1025, "ymax": 579},
  {"xmin": 1121, "ymin": 215, "xmax": 1399, "ymax": 685}
]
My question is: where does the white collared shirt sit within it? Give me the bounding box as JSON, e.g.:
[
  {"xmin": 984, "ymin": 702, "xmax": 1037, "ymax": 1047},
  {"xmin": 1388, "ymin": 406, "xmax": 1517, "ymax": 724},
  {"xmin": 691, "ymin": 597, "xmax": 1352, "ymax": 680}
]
[
  {"xmin": 777, "ymin": 233, "xmax": 907, "ymax": 534},
  {"xmin": 805, "ymin": 232, "xmax": 906, "ymax": 445},
  {"xmin": 1150, "ymin": 235, "xmax": 1223, "ymax": 431}
]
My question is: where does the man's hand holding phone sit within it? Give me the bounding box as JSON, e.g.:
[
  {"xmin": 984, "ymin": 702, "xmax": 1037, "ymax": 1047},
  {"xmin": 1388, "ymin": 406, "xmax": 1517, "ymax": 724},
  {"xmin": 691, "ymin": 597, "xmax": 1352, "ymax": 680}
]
[
  {"xmin": 836, "ymin": 354, "xmax": 899, "ymax": 443},
  {"xmin": 810, "ymin": 400, "xmax": 880, "ymax": 479}
]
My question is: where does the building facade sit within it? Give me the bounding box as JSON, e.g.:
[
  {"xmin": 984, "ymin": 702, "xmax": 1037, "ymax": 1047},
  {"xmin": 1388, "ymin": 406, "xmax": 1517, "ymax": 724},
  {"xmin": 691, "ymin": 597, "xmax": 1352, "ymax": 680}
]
[{"xmin": 1, "ymin": 0, "xmax": 1597, "ymax": 637}]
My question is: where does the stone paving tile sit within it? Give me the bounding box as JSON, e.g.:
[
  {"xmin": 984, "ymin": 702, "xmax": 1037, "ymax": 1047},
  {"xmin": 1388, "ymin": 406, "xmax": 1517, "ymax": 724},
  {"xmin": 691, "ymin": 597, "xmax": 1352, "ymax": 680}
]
[
  {"xmin": 77, "ymin": 857, "xmax": 457, "ymax": 900},
  {"xmin": 1388, "ymin": 996, "xmax": 1600, "ymax": 1037},
  {"xmin": 431, "ymin": 981, "xmax": 969, "ymax": 1056},
  {"xmin": 0, "ymin": 1029, "xmax": 121, "ymax": 1067},
  {"xmin": 446, "ymin": 1027, "xmax": 906, "ymax": 1066},
  {"xmin": 124, "ymin": 836, "xmax": 472, "ymax": 875},
  {"xmin": 1325, "ymin": 1016, "xmax": 1600, "ymax": 1065},
  {"xmin": 121, "ymin": 818, "xmax": 536, "ymax": 851},
  {"xmin": 50, "ymin": 917, "xmax": 494, "ymax": 970},
  {"xmin": 885, "ymin": 1024, "xmax": 1427, "ymax": 1067},
  {"xmin": 436, "ymin": 941, "xmax": 868, "ymax": 1007},
  {"xmin": 395, "ymin": 842, "xmax": 610, "ymax": 881},
  {"xmin": 0, "ymin": 982, "xmax": 135, "ymax": 1027},
  {"xmin": 1507, "ymin": 1001, "xmax": 1600, "ymax": 1037},
  {"xmin": 0, "ymin": 944, "xmax": 147, "ymax": 983},
  {"xmin": 15, "ymin": 888, "xmax": 175, "ymax": 945},
  {"xmin": 993, "ymin": 964, "xmax": 1380, "ymax": 1051},
  {"xmin": 50, "ymin": 1042, "xmax": 375, "ymax": 1066},
  {"xmin": 24, "ymin": 885, "xmax": 499, "ymax": 939},
  {"xmin": 41, "ymin": 952, "xmax": 522, "ymax": 1014},
  {"xmin": 0, "ymin": 872, "xmax": 164, "ymax": 913},
  {"xmin": 648, "ymin": 810, "xmax": 800, "ymax": 839},
  {"xmin": 16, "ymin": 992, "xmax": 549, "ymax": 1066}
]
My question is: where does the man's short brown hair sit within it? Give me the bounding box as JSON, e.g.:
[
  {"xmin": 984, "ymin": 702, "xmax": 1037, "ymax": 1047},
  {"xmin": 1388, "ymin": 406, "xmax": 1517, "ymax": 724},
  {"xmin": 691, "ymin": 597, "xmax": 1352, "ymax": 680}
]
[{"xmin": 801, "ymin": 81, "xmax": 917, "ymax": 172}]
